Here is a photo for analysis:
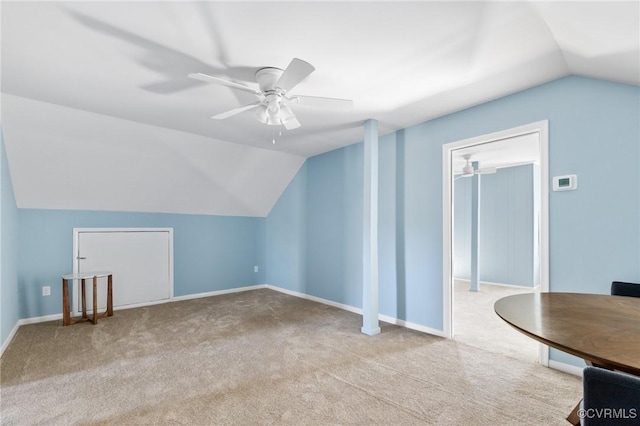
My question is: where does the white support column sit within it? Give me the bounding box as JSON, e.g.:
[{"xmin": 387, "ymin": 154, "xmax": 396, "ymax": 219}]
[
  {"xmin": 362, "ymin": 119, "xmax": 380, "ymax": 336},
  {"xmin": 470, "ymin": 162, "xmax": 481, "ymax": 292}
]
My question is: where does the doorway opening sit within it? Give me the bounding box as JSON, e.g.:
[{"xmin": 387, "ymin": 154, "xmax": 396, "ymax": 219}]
[{"xmin": 442, "ymin": 121, "xmax": 549, "ymax": 366}]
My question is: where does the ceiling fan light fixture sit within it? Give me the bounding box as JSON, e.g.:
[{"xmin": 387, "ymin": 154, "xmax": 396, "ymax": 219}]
[
  {"xmin": 255, "ymin": 104, "xmax": 269, "ymax": 124},
  {"xmin": 266, "ymin": 99, "xmax": 282, "ymax": 125}
]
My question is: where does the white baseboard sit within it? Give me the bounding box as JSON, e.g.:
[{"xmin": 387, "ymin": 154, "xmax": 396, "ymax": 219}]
[
  {"xmin": 172, "ymin": 284, "xmax": 267, "ymax": 302},
  {"xmin": 20, "ymin": 313, "xmax": 63, "ymax": 325},
  {"xmin": 548, "ymin": 360, "xmax": 584, "ymax": 377},
  {"xmin": 265, "ymin": 285, "xmax": 362, "ymax": 315},
  {"xmin": 1, "ymin": 320, "xmax": 21, "ymax": 357},
  {"xmin": 1, "ymin": 313, "xmax": 64, "ymax": 357},
  {"xmin": 378, "ymin": 314, "xmax": 447, "ymax": 337},
  {"xmin": 265, "ymin": 284, "xmax": 446, "ymax": 338},
  {"xmin": 68, "ymin": 285, "xmax": 269, "ymax": 316},
  {"xmin": 2, "ymin": 283, "xmax": 456, "ymax": 356},
  {"xmin": 1, "ymin": 284, "xmax": 269, "ymax": 355},
  {"xmin": 455, "ymin": 278, "xmax": 539, "ymax": 290}
]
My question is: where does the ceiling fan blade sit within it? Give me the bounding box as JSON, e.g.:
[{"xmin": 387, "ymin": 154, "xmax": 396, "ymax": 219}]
[
  {"xmin": 283, "ymin": 115, "xmax": 301, "ymax": 130},
  {"xmin": 211, "ymin": 101, "xmax": 262, "ymax": 120},
  {"xmin": 188, "ymin": 73, "xmax": 261, "ymax": 95},
  {"xmin": 275, "ymin": 58, "xmax": 315, "ymax": 92},
  {"xmin": 476, "ymin": 167, "xmax": 497, "ymax": 175},
  {"xmin": 286, "ymin": 95, "xmax": 353, "ymax": 109}
]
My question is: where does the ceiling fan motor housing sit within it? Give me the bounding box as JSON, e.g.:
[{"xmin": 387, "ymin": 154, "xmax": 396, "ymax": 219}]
[{"xmin": 256, "ymin": 67, "xmax": 284, "ymax": 93}]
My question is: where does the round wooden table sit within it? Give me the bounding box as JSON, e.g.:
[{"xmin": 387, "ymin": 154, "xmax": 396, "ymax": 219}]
[
  {"xmin": 495, "ymin": 292, "xmax": 640, "ymax": 425},
  {"xmin": 494, "ymin": 292, "xmax": 640, "ymax": 376}
]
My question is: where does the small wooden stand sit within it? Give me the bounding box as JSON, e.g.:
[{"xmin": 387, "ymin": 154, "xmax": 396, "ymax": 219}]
[{"xmin": 62, "ymin": 272, "xmax": 113, "ymax": 326}]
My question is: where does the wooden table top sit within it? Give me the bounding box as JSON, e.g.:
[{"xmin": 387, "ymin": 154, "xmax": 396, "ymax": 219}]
[
  {"xmin": 494, "ymin": 292, "xmax": 640, "ymax": 376},
  {"xmin": 62, "ymin": 271, "xmax": 112, "ymax": 280}
]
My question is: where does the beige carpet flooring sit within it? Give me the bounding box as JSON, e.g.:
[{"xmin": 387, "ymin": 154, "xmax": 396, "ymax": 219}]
[
  {"xmin": 453, "ymin": 280, "xmax": 539, "ymax": 363},
  {"xmin": 1, "ymin": 288, "xmax": 581, "ymax": 425}
]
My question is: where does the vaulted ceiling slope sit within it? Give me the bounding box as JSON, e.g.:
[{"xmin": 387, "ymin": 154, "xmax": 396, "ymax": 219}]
[
  {"xmin": 2, "ymin": 94, "xmax": 305, "ymax": 217},
  {"xmin": 1, "ymin": 1, "xmax": 639, "ymax": 216}
]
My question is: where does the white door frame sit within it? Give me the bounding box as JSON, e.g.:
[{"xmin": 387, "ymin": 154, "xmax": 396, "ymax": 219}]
[
  {"xmin": 441, "ymin": 120, "xmax": 549, "ymax": 366},
  {"xmin": 72, "ymin": 228, "xmax": 174, "ymax": 315}
]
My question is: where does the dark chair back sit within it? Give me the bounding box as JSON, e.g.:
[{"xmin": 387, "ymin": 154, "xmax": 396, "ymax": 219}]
[
  {"xmin": 582, "ymin": 366, "xmax": 640, "ymax": 425},
  {"xmin": 611, "ymin": 281, "xmax": 640, "ymax": 298}
]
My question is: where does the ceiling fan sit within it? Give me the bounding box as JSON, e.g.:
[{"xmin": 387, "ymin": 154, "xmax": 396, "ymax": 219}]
[
  {"xmin": 456, "ymin": 154, "xmax": 497, "ymax": 179},
  {"xmin": 188, "ymin": 58, "xmax": 352, "ymax": 130}
]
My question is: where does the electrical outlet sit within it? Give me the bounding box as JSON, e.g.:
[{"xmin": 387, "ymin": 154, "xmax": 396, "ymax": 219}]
[
  {"xmin": 254, "ymin": 265, "xmax": 259, "ymax": 273},
  {"xmin": 42, "ymin": 286, "xmax": 51, "ymax": 296}
]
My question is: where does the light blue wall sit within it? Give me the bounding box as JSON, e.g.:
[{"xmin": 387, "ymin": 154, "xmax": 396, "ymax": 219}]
[
  {"xmin": 305, "ymin": 145, "xmax": 363, "ymax": 306},
  {"xmin": 454, "ymin": 164, "xmax": 535, "ymax": 286},
  {"xmin": 386, "ymin": 76, "xmax": 639, "ymax": 331},
  {"xmin": 17, "ymin": 209, "xmax": 264, "ymax": 318},
  {"xmin": 454, "ymin": 175, "xmax": 471, "ymax": 279},
  {"xmin": 265, "ymin": 76, "xmax": 640, "ymax": 367},
  {"xmin": 265, "ymin": 163, "xmax": 308, "ymax": 292},
  {"xmin": 1, "ymin": 128, "xmax": 20, "ymax": 347},
  {"xmin": 265, "ymin": 144, "xmax": 363, "ymax": 307}
]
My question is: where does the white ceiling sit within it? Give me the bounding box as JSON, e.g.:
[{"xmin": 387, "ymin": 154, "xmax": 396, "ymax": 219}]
[
  {"xmin": 1, "ymin": 1, "xmax": 638, "ymax": 216},
  {"xmin": 2, "ymin": 94, "xmax": 305, "ymax": 216}
]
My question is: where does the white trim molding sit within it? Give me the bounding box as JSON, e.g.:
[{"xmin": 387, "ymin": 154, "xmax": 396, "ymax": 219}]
[
  {"xmin": 378, "ymin": 314, "xmax": 447, "ymax": 337},
  {"xmin": 454, "ymin": 278, "xmax": 540, "ymax": 290},
  {"xmin": 1, "ymin": 320, "xmax": 21, "ymax": 357},
  {"xmin": 172, "ymin": 285, "xmax": 267, "ymax": 302},
  {"xmin": 548, "ymin": 360, "xmax": 584, "ymax": 377},
  {"xmin": 265, "ymin": 285, "xmax": 362, "ymax": 315},
  {"xmin": 265, "ymin": 285, "xmax": 446, "ymax": 337},
  {"xmin": 72, "ymin": 228, "xmax": 175, "ymax": 315},
  {"xmin": 442, "ymin": 120, "xmax": 550, "ymax": 365}
]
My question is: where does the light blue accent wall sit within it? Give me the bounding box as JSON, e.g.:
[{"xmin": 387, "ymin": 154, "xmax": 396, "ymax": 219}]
[
  {"xmin": 532, "ymin": 164, "xmax": 541, "ymax": 289},
  {"xmin": 265, "ymin": 145, "xmax": 363, "ymax": 307},
  {"xmin": 399, "ymin": 76, "xmax": 638, "ymax": 334},
  {"xmin": 469, "ymin": 163, "xmax": 480, "ymax": 292},
  {"xmin": 265, "ymin": 163, "xmax": 308, "ymax": 292},
  {"xmin": 378, "ymin": 130, "xmax": 403, "ymax": 318},
  {"xmin": 17, "ymin": 209, "xmax": 263, "ymax": 318},
  {"xmin": 454, "ymin": 173, "xmax": 472, "ymax": 279},
  {"xmin": 305, "ymin": 144, "xmax": 363, "ymax": 306},
  {"xmin": 1, "ymin": 128, "xmax": 20, "ymax": 346},
  {"xmin": 424, "ymin": 76, "xmax": 637, "ymax": 366},
  {"xmin": 454, "ymin": 164, "xmax": 535, "ymax": 287},
  {"xmin": 265, "ymin": 76, "xmax": 639, "ymax": 368}
]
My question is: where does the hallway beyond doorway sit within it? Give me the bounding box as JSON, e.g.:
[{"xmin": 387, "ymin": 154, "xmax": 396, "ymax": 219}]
[{"xmin": 453, "ymin": 279, "xmax": 539, "ymax": 363}]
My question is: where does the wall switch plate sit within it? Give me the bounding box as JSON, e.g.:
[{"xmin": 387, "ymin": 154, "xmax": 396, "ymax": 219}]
[
  {"xmin": 254, "ymin": 266, "xmax": 259, "ymax": 273},
  {"xmin": 42, "ymin": 286, "xmax": 51, "ymax": 296}
]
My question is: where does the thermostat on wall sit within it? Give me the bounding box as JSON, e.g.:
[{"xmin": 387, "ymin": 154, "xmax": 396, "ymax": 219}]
[{"xmin": 553, "ymin": 174, "xmax": 578, "ymax": 191}]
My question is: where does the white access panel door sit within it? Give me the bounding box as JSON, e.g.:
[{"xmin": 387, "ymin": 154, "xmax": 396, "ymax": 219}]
[{"xmin": 74, "ymin": 230, "xmax": 172, "ymax": 313}]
